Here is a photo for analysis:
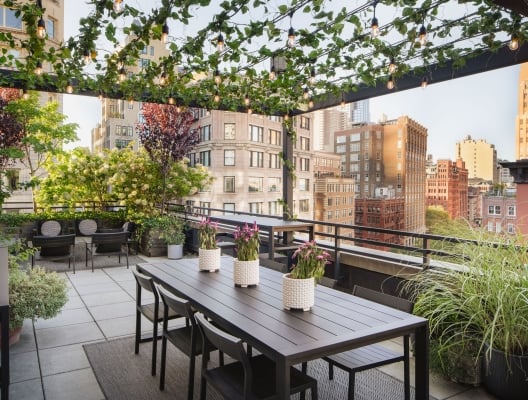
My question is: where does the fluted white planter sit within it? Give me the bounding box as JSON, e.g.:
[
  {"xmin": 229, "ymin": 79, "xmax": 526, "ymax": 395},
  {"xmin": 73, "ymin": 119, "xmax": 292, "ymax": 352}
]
[
  {"xmin": 198, "ymin": 248, "xmax": 221, "ymax": 272},
  {"xmin": 233, "ymin": 259, "xmax": 259, "ymax": 287},
  {"xmin": 282, "ymin": 273, "xmax": 315, "ymax": 311}
]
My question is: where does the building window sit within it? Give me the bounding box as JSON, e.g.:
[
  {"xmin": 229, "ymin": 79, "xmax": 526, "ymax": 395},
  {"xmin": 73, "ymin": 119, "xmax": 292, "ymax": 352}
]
[
  {"xmin": 299, "ymin": 199, "xmax": 309, "ymax": 212},
  {"xmin": 268, "ymin": 177, "xmax": 281, "ymax": 192},
  {"xmin": 224, "ymin": 150, "xmax": 235, "ymax": 166},
  {"xmin": 224, "ymin": 176, "xmax": 235, "ymax": 192},
  {"xmin": 46, "ymin": 18, "xmax": 56, "ymax": 39},
  {"xmin": 250, "ymin": 151, "xmax": 263, "ymax": 167},
  {"xmin": 200, "ymin": 202, "xmax": 211, "ymax": 215},
  {"xmin": 141, "ymin": 46, "xmax": 148, "ymax": 54},
  {"xmin": 115, "ymin": 125, "xmax": 133, "ymax": 136},
  {"xmin": 200, "ymin": 150, "xmax": 211, "ymax": 166},
  {"xmin": 300, "ymin": 116, "xmax": 310, "ymax": 130},
  {"xmin": 269, "ymin": 201, "xmax": 281, "ymax": 215},
  {"xmin": 300, "ymin": 137, "xmax": 310, "ymax": 151},
  {"xmin": 507, "ymin": 223, "xmax": 515, "ymax": 234},
  {"xmin": 200, "ymin": 125, "xmax": 211, "ymax": 141},
  {"xmin": 139, "ymin": 58, "xmax": 150, "ymax": 70},
  {"xmin": 336, "ymin": 144, "xmax": 346, "ymax": 153},
  {"xmin": 508, "ymin": 205, "xmax": 516, "ymax": 216},
  {"xmin": 249, "ymin": 125, "xmax": 263, "ymax": 142},
  {"xmin": 150, "ymin": 46, "xmax": 155, "ymax": 56},
  {"xmin": 224, "ymin": 123, "xmax": 235, "ymax": 139},
  {"xmin": 4, "ymin": 169, "xmax": 19, "ymax": 190},
  {"xmin": 223, "ymin": 203, "xmax": 235, "ymax": 214},
  {"xmin": 0, "ymin": 7, "xmax": 22, "ymax": 29},
  {"xmin": 269, "ymin": 153, "xmax": 281, "ymax": 169},
  {"xmin": 488, "ymin": 205, "xmax": 501, "ymax": 215},
  {"xmin": 300, "ymin": 157, "xmax": 310, "ymax": 171},
  {"xmin": 270, "ymin": 129, "xmax": 281, "ymax": 145},
  {"xmin": 298, "ymin": 178, "xmax": 309, "ymax": 191},
  {"xmin": 115, "ymin": 139, "xmax": 132, "ymax": 149},
  {"xmin": 249, "ymin": 202, "xmax": 263, "ymax": 214},
  {"xmin": 248, "ymin": 177, "xmax": 263, "ymax": 192}
]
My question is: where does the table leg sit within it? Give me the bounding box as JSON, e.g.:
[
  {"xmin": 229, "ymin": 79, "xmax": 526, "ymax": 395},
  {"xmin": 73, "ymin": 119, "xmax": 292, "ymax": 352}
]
[
  {"xmin": 414, "ymin": 324, "xmax": 429, "ymax": 399},
  {"xmin": 269, "ymin": 228, "xmax": 275, "ymax": 261},
  {"xmin": 276, "ymin": 359, "xmax": 289, "ymax": 400}
]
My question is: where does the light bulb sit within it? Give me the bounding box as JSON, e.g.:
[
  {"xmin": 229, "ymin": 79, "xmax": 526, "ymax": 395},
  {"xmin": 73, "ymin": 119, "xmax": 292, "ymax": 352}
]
[
  {"xmin": 309, "ymin": 67, "xmax": 316, "ymax": 85},
  {"xmin": 509, "ymin": 33, "xmax": 519, "ymax": 51},
  {"xmin": 214, "ymin": 69, "xmax": 221, "ymax": 85},
  {"xmin": 244, "ymin": 95, "xmax": 250, "ymax": 106},
  {"xmin": 37, "ymin": 17, "xmax": 46, "ymax": 39},
  {"xmin": 22, "ymin": 89, "xmax": 29, "ymax": 100},
  {"xmin": 213, "ymin": 91, "xmax": 220, "ymax": 103},
  {"xmin": 168, "ymin": 96, "xmax": 175, "ymax": 105},
  {"xmin": 387, "ymin": 75, "xmax": 394, "ymax": 90},
  {"xmin": 128, "ymin": 98, "xmax": 134, "ymax": 105},
  {"xmin": 340, "ymin": 94, "xmax": 345, "ymax": 107},
  {"xmin": 419, "ymin": 25, "xmax": 427, "ymax": 46},
  {"xmin": 113, "ymin": 0, "xmax": 123, "ymax": 12},
  {"xmin": 388, "ymin": 58, "xmax": 396, "ymax": 74},
  {"xmin": 66, "ymin": 82, "xmax": 73, "ymax": 94},
  {"xmin": 308, "ymin": 98, "xmax": 314, "ymax": 108},
  {"xmin": 118, "ymin": 67, "xmax": 126, "ymax": 83},
  {"xmin": 287, "ymin": 27, "xmax": 295, "ymax": 48},
  {"xmin": 303, "ymin": 88, "xmax": 309, "ymax": 100},
  {"xmin": 269, "ymin": 65, "xmax": 276, "ymax": 81},
  {"xmin": 371, "ymin": 17, "xmax": 379, "ymax": 38},
  {"xmin": 217, "ymin": 33, "xmax": 225, "ymax": 52},
  {"xmin": 83, "ymin": 49, "xmax": 91, "ymax": 64},
  {"xmin": 159, "ymin": 72, "xmax": 167, "ymax": 86},
  {"xmin": 421, "ymin": 76, "xmax": 427, "ymax": 89},
  {"xmin": 247, "ymin": 108, "xmax": 252, "ymax": 115},
  {"xmin": 176, "ymin": 105, "xmax": 182, "ymax": 112},
  {"xmin": 34, "ymin": 61, "xmax": 42, "ymax": 75},
  {"xmin": 161, "ymin": 23, "xmax": 169, "ymax": 44}
]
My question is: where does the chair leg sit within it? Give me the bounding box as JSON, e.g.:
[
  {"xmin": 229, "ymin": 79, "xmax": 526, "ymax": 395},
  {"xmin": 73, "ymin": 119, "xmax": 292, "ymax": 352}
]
[
  {"xmin": 159, "ymin": 335, "xmax": 167, "ymax": 390},
  {"xmin": 187, "ymin": 353, "xmax": 196, "ymax": 400},
  {"xmin": 135, "ymin": 310, "xmax": 141, "ymax": 354},
  {"xmin": 328, "ymin": 360, "xmax": 334, "ymax": 380},
  {"xmin": 200, "ymin": 376, "xmax": 207, "ymax": 400},
  {"xmin": 125, "ymin": 252, "xmax": 129, "ymax": 269},
  {"xmin": 347, "ymin": 372, "xmax": 356, "ymax": 400},
  {"xmin": 311, "ymin": 383, "xmax": 318, "ymax": 400},
  {"xmin": 403, "ymin": 336, "xmax": 410, "ymax": 400},
  {"xmin": 151, "ymin": 321, "xmax": 158, "ymax": 376},
  {"xmin": 91, "ymin": 253, "xmax": 94, "ymax": 273}
]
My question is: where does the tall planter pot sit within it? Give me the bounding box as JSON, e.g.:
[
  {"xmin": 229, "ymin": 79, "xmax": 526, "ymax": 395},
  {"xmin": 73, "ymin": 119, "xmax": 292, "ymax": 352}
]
[
  {"xmin": 233, "ymin": 259, "xmax": 259, "ymax": 287},
  {"xmin": 483, "ymin": 344, "xmax": 528, "ymax": 400},
  {"xmin": 198, "ymin": 248, "xmax": 221, "ymax": 272},
  {"xmin": 167, "ymin": 244, "xmax": 183, "ymax": 260},
  {"xmin": 282, "ymin": 273, "xmax": 314, "ymax": 311}
]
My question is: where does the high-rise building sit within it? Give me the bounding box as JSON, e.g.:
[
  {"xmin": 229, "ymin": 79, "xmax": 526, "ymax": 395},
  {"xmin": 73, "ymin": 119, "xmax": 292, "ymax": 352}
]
[
  {"xmin": 426, "ymin": 158, "xmax": 469, "ymax": 220},
  {"xmin": 455, "ymin": 135, "xmax": 498, "ymax": 182},
  {"xmin": 312, "ymin": 107, "xmax": 349, "ymax": 152},
  {"xmin": 515, "ymin": 63, "xmax": 528, "ymax": 160},
  {"xmin": 334, "ymin": 116, "xmax": 428, "ymax": 235},
  {"xmin": 186, "ymin": 111, "xmax": 315, "ymax": 219},
  {"xmin": 350, "ymin": 100, "xmax": 370, "ymax": 124}
]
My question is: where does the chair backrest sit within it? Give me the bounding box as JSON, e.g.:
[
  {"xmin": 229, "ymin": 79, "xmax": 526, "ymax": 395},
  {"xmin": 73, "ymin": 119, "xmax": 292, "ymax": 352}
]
[
  {"xmin": 157, "ymin": 285, "xmax": 193, "ymax": 320},
  {"xmin": 39, "ymin": 220, "xmax": 62, "ymax": 236},
  {"xmin": 132, "ymin": 268, "xmax": 158, "ymax": 305},
  {"xmin": 32, "ymin": 234, "xmax": 75, "ymax": 257},
  {"xmin": 195, "ymin": 313, "xmax": 251, "ymax": 378},
  {"xmin": 352, "ymin": 285, "xmax": 414, "ymax": 313},
  {"xmin": 77, "ymin": 219, "xmax": 98, "ymax": 236},
  {"xmin": 91, "ymin": 231, "xmax": 129, "ymax": 252}
]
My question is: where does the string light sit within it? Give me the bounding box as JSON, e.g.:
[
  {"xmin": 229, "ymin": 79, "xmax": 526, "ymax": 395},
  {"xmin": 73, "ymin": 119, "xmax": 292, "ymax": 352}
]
[
  {"xmin": 36, "ymin": 17, "xmax": 46, "ymax": 39},
  {"xmin": 118, "ymin": 67, "xmax": 126, "ymax": 83},
  {"xmin": 421, "ymin": 76, "xmax": 428, "ymax": 89},
  {"xmin": 159, "ymin": 71, "xmax": 168, "ymax": 86},
  {"xmin": 247, "ymin": 107, "xmax": 252, "ymax": 115},
  {"xmin": 214, "ymin": 69, "xmax": 221, "ymax": 85},
  {"xmin": 371, "ymin": 1, "xmax": 379, "ymax": 38},
  {"xmin": 388, "ymin": 57, "xmax": 396, "ymax": 74},
  {"xmin": 34, "ymin": 60, "xmax": 42, "ymax": 75},
  {"xmin": 308, "ymin": 97, "xmax": 314, "ymax": 109},
  {"xmin": 303, "ymin": 87, "xmax": 309, "ymax": 100},
  {"xmin": 161, "ymin": 22, "xmax": 169, "ymax": 44},
  {"xmin": 387, "ymin": 75, "xmax": 394, "ymax": 90},
  {"xmin": 216, "ymin": 33, "xmax": 225, "ymax": 52},
  {"xmin": 128, "ymin": 97, "xmax": 134, "ymax": 105},
  {"xmin": 113, "ymin": 0, "xmax": 123, "ymax": 12},
  {"xmin": 287, "ymin": 11, "xmax": 295, "ymax": 48},
  {"xmin": 22, "ymin": 88, "xmax": 29, "ymax": 100},
  {"xmin": 244, "ymin": 94, "xmax": 250, "ymax": 106},
  {"xmin": 509, "ymin": 33, "xmax": 519, "ymax": 51},
  {"xmin": 65, "ymin": 81, "xmax": 73, "ymax": 94},
  {"xmin": 269, "ymin": 64, "xmax": 276, "ymax": 80},
  {"xmin": 168, "ymin": 96, "xmax": 175, "ymax": 105},
  {"xmin": 83, "ymin": 49, "xmax": 91, "ymax": 64},
  {"xmin": 340, "ymin": 92, "xmax": 345, "ymax": 107},
  {"xmin": 213, "ymin": 90, "xmax": 220, "ymax": 103},
  {"xmin": 309, "ymin": 67, "xmax": 316, "ymax": 85}
]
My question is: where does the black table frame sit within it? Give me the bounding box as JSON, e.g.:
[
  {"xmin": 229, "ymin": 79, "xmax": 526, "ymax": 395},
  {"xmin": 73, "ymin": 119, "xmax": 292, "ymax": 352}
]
[
  {"xmin": 209, "ymin": 215, "xmax": 314, "ymax": 261},
  {"xmin": 138, "ymin": 257, "xmax": 429, "ymax": 400}
]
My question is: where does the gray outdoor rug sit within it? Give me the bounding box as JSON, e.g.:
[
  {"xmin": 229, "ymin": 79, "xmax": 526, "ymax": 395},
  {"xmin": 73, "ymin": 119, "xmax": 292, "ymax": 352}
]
[
  {"xmin": 29, "ymin": 245, "xmax": 146, "ymax": 273},
  {"xmin": 84, "ymin": 336, "xmax": 435, "ymax": 400}
]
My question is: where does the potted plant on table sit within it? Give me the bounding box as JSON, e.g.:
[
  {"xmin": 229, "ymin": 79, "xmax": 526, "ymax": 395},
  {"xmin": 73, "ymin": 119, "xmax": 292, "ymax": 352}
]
[
  {"xmin": 233, "ymin": 222, "xmax": 260, "ymax": 287},
  {"xmin": 283, "ymin": 240, "xmax": 330, "ymax": 311},
  {"xmin": 158, "ymin": 216, "xmax": 186, "ymax": 260},
  {"xmin": 404, "ymin": 232, "xmax": 528, "ymax": 399},
  {"xmin": 198, "ymin": 217, "xmax": 220, "ymax": 272}
]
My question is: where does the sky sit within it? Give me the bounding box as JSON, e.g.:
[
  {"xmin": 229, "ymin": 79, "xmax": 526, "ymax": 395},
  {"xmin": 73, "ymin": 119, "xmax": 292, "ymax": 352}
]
[{"xmin": 62, "ymin": 1, "xmax": 520, "ymax": 162}]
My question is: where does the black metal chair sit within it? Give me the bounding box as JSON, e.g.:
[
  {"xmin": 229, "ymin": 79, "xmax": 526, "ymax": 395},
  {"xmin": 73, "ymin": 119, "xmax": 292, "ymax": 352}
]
[
  {"xmin": 85, "ymin": 231, "xmax": 129, "ymax": 272},
  {"xmin": 156, "ymin": 285, "xmax": 202, "ymax": 399},
  {"xmin": 132, "ymin": 269, "xmax": 180, "ymax": 376},
  {"xmin": 321, "ymin": 285, "xmax": 414, "ymax": 400},
  {"xmin": 31, "ymin": 234, "xmax": 76, "ymax": 272},
  {"xmin": 195, "ymin": 312, "xmax": 318, "ymax": 400}
]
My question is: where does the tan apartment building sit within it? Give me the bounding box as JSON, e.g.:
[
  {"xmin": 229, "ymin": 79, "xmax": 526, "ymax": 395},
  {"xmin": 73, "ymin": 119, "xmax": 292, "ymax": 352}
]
[
  {"xmin": 2, "ymin": 0, "xmax": 64, "ymax": 210},
  {"xmin": 426, "ymin": 158, "xmax": 469, "ymax": 221},
  {"xmin": 312, "ymin": 152, "xmax": 355, "ymax": 240},
  {"xmin": 187, "ymin": 110, "xmax": 314, "ymax": 219},
  {"xmin": 455, "ymin": 135, "xmax": 498, "ymax": 182},
  {"xmin": 516, "ymin": 63, "xmax": 528, "ymax": 160},
  {"xmin": 335, "ymin": 116, "xmax": 428, "ymax": 235}
]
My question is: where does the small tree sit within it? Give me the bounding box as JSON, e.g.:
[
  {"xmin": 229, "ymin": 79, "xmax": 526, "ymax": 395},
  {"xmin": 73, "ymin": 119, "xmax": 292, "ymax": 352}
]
[{"xmin": 136, "ymin": 103, "xmax": 200, "ymax": 213}]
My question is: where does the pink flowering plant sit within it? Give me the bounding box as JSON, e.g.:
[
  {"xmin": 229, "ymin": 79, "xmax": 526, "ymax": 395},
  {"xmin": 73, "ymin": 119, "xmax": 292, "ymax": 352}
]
[
  {"xmin": 290, "ymin": 240, "xmax": 331, "ymax": 283},
  {"xmin": 233, "ymin": 222, "xmax": 260, "ymax": 261},
  {"xmin": 199, "ymin": 217, "xmax": 218, "ymax": 249}
]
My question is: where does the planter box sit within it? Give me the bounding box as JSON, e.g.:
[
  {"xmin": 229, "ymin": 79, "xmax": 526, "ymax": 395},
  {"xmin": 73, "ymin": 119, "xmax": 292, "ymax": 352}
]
[{"xmin": 140, "ymin": 228, "xmax": 167, "ymax": 257}]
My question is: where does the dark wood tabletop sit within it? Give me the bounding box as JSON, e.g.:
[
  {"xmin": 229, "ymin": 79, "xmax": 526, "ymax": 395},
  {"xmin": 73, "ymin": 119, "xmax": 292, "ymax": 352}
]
[{"xmin": 137, "ymin": 257, "xmax": 429, "ymax": 400}]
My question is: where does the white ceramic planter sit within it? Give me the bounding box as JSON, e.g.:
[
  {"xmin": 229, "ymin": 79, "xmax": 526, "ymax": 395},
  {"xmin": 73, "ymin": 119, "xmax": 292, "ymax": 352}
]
[
  {"xmin": 233, "ymin": 258, "xmax": 259, "ymax": 287},
  {"xmin": 167, "ymin": 244, "xmax": 183, "ymax": 260},
  {"xmin": 198, "ymin": 248, "xmax": 221, "ymax": 272},
  {"xmin": 282, "ymin": 273, "xmax": 315, "ymax": 311}
]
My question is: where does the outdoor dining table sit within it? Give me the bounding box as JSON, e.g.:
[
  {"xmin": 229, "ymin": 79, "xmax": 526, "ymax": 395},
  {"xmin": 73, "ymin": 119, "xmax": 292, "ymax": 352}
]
[
  {"xmin": 137, "ymin": 256, "xmax": 429, "ymax": 400},
  {"xmin": 209, "ymin": 214, "xmax": 315, "ymax": 261}
]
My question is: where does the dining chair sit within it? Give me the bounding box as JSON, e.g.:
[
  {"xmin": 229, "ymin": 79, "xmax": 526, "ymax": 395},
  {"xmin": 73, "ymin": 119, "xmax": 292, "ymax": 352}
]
[
  {"xmin": 85, "ymin": 231, "xmax": 129, "ymax": 272},
  {"xmin": 195, "ymin": 312, "xmax": 318, "ymax": 400},
  {"xmin": 320, "ymin": 285, "xmax": 414, "ymax": 400},
  {"xmin": 132, "ymin": 268, "xmax": 181, "ymax": 376},
  {"xmin": 156, "ymin": 284, "xmax": 206, "ymax": 399},
  {"xmin": 31, "ymin": 234, "xmax": 76, "ymax": 272}
]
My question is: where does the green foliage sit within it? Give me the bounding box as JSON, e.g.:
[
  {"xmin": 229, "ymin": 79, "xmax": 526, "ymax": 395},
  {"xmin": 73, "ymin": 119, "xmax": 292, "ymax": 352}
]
[
  {"xmin": 8, "ymin": 242, "xmax": 68, "ymax": 330},
  {"xmin": 143, "ymin": 216, "xmax": 186, "ymax": 245}
]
